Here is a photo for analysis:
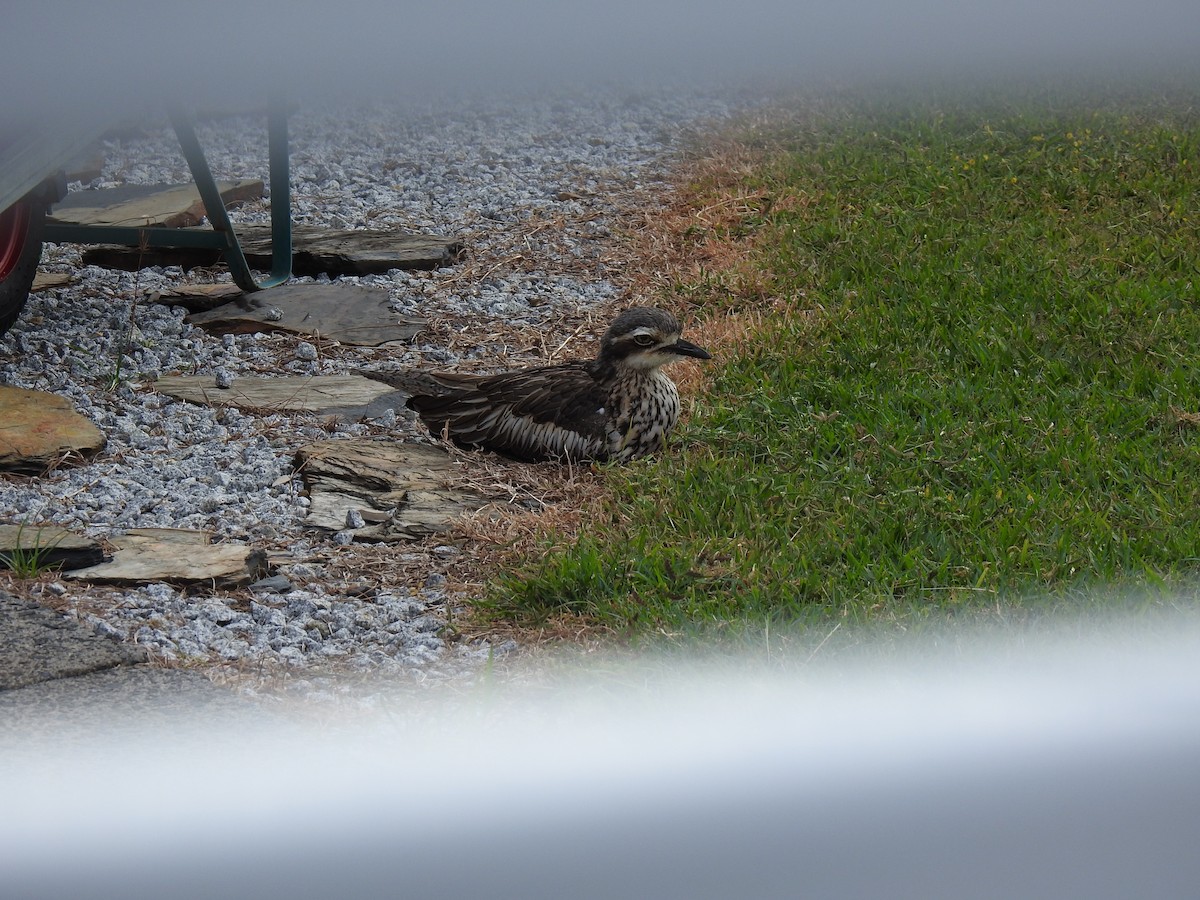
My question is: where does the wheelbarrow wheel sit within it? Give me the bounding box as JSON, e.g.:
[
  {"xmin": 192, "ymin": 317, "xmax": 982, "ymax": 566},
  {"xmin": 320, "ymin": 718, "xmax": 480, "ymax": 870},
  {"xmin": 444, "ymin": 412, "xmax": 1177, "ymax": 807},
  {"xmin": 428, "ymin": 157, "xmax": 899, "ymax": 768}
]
[{"xmin": 0, "ymin": 195, "xmax": 46, "ymax": 337}]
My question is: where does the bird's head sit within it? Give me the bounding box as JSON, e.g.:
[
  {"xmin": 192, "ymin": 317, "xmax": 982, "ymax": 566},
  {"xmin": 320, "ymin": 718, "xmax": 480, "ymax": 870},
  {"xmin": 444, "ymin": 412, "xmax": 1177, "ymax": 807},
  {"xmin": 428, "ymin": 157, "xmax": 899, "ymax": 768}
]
[{"xmin": 599, "ymin": 307, "xmax": 712, "ymax": 371}]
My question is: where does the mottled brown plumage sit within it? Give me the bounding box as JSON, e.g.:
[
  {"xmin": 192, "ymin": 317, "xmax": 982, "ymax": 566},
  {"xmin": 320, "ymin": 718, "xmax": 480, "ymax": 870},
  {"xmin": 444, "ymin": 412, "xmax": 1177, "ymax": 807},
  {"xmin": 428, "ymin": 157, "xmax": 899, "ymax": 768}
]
[{"xmin": 360, "ymin": 307, "xmax": 711, "ymax": 462}]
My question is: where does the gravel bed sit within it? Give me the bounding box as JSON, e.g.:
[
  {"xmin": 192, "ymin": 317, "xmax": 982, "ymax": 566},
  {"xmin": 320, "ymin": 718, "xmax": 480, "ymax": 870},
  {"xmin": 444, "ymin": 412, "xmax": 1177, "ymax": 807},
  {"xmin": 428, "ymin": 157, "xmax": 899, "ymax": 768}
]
[{"xmin": 0, "ymin": 87, "xmax": 744, "ymax": 699}]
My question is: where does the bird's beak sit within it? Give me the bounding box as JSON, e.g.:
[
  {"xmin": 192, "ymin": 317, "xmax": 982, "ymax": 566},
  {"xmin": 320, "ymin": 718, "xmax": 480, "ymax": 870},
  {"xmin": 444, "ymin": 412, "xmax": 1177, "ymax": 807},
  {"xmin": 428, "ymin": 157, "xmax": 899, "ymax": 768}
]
[{"xmin": 670, "ymin": 338, "xmax": 712, "ymax": 360}]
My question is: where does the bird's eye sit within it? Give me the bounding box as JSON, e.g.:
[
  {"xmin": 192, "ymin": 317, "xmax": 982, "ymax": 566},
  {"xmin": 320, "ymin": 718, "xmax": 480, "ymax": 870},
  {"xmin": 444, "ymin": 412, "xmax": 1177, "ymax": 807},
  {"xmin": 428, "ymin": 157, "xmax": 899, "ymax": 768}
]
[{"xmin": 633, "ymin": 334, "xmax": 656, "ymax": 347}]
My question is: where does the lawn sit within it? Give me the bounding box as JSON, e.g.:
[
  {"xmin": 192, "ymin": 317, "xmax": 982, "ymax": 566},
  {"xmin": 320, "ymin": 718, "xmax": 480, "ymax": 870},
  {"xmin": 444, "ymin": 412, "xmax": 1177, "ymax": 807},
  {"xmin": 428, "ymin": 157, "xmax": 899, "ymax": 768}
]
[{"xmin": 491, "ymin": 75, "xmax": 1200, "ymax": 638}]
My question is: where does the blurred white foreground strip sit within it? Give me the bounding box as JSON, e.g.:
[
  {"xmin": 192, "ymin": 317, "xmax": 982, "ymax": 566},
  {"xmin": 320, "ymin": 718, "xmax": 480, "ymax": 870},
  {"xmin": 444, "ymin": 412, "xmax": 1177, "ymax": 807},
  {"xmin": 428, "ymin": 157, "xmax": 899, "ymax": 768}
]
[{"xmin": 3, "ymin": 619, "xmax": 1199, "ymax": 899}]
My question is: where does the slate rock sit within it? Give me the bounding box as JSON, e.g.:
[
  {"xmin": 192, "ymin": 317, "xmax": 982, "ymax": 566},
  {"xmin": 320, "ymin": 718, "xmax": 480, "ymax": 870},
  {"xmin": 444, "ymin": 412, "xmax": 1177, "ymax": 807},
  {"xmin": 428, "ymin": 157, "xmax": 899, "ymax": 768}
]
[
  {"xmin": 83, "ymin": 225, "xmax": 462, "ymax": 275},
  {"xmin": 183, "ymin": 283, "xmax": 426, "ymax": 346},
  {"xmin": 0, "ymin": 386, "xmax": 106, "ymax": 473},
  {"xmin": 295, "ymin": 439, "xmax": 491, "ymax": 542},
  {"xmin": 153, "ymin": 373, "xmax": 397, "ymax": 416},
  {"xmin": 65, "ymin": 528, "xmax": 255, "ymax": 585},
  {"xmin": 50, "ymin": 179, "xmax": 263, "ymax": 229}
]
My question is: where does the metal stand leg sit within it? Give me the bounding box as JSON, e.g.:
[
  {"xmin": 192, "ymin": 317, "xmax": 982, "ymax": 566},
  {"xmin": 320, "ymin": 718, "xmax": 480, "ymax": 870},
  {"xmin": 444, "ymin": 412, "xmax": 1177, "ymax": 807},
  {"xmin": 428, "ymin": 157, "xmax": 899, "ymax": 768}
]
[{"xmin": 169, "ymin": 100, "xmax": 292, "ymax": 291}]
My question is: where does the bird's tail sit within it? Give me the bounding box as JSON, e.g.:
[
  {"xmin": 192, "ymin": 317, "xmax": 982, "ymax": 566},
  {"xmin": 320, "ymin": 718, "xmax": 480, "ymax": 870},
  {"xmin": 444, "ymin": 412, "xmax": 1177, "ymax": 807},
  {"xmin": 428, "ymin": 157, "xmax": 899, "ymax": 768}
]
[{"xmin": 353, "ymin": 368, "xmax": 472, "ymax": 400}]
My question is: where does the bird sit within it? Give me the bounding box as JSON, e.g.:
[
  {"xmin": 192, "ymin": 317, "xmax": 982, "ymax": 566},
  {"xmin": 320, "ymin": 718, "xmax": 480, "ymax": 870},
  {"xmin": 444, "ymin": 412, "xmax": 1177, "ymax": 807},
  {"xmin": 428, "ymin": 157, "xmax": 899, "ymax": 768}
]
[{"xmin": 358, "ymin": 307, "xmax": 712, "ymax": 463}]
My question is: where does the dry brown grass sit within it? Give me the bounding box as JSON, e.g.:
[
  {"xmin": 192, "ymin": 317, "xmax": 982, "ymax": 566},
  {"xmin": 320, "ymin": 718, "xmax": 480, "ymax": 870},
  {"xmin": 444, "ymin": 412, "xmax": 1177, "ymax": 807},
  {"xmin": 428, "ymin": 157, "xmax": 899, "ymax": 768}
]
[{"xmin": 613, "ymin": 140, "xmax": 776, "ymax": 305}]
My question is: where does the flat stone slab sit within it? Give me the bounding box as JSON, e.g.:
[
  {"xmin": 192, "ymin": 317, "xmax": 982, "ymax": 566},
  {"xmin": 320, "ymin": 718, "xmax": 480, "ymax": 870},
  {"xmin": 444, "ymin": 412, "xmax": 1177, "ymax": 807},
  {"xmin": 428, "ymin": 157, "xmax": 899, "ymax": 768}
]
[
  {"xmin": 257, "ymin": 226, "xmax": 464, "ymax": 274},
  {"xmin": 151, "ymin": 282, "xmax": 245, "ymax": 312},
  {"xmin": 183, "ymin": 283, "xmax": 426, "ymax": 345},
  {"xmin": 50, "ymin": 179, "xmax": 263, "ymax": 228},
  {"xmin": 0, "ymin": 524, "xmax": 106, "ymax": 571},
  {"xmin": 82, "ymin": 224, "xmax": 463, "ymax": 276},
  {"xmin": 154, "ymin": 373, "xmax": 399, "ymax": 416},
  {"xmin": 0, "ymin": 591, "xmax": 144, "ymax": 691},
  {"xmin": 31, "ymin": 272, "xmax": 74, "ymax": 292},
  {"xmin": 0, "ymin": 385, "xmax": 106, "ymax": 473},
  {"xmin": 296, "ymin": 439, "xmax": 491, "ymax": 541},
  {"xmin": 65, "ymin": 528, "xmax": 255, "ymax": 584}
]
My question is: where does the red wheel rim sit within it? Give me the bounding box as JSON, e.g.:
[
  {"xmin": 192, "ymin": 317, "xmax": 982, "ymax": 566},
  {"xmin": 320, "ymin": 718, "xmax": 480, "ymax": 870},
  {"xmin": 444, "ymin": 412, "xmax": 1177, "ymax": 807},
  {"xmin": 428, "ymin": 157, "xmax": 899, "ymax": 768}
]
[{"xmin": 0, "ymin": 200, "xmax": 31, "ymax": 281}]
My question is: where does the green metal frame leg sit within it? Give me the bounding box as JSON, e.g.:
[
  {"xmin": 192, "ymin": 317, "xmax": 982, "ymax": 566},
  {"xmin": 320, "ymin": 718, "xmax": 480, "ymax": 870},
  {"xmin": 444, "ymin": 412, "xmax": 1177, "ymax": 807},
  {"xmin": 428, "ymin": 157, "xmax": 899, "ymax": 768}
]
[
  {"xmin": 44, "ymin": 102, "xmax": 295, "ymax": 288},
  {"xmin": 266, "ymin": 98, "xmax": 292, "ymax": 286},
  {"xmin": 168, "ymin": 100, "xmax": 292, "ymax": 291}
]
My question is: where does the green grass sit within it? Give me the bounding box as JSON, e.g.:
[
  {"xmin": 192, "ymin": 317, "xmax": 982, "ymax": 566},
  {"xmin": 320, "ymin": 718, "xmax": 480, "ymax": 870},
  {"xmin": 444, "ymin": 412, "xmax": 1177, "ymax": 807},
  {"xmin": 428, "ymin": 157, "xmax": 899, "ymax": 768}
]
[
  {"xmin": 492, "ymin": 77, "xmax": 1200, "ymax": 637},
  {"xmin": 0, "ymin": 522, "xmax": 63, "ymax": 578}
]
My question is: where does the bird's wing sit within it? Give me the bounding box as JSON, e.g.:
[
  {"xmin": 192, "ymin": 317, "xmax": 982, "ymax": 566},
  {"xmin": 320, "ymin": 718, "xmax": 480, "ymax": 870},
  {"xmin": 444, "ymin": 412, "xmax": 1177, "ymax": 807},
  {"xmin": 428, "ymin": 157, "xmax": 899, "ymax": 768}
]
[
  {"xmin": 356, "ymin": 363, "xmax": 613, "ymax": 461},
  {"xmin": 453, "ymin": 364, "xmax": 612, "ymax": 460},
  {"xmin": 479, "ymin": 363, "xmax": 607, "ymax": 425}
]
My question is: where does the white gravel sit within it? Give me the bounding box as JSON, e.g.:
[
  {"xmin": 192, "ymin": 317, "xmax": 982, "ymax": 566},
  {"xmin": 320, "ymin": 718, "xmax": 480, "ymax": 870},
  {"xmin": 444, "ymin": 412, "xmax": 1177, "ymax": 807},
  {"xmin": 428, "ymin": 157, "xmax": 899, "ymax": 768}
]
[{"xmin": 0, "ymin": 87, "xmax": 745, "ymax": 699}]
